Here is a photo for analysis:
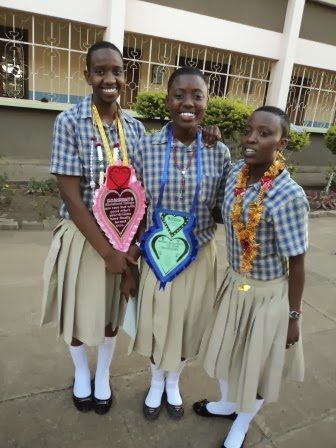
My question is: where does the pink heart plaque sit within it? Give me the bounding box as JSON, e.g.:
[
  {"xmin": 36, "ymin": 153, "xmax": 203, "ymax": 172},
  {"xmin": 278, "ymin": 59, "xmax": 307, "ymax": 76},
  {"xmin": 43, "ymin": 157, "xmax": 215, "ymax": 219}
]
[{"xmin": 93, "ymin": 164, "xmax": 146, "ymax": 252}]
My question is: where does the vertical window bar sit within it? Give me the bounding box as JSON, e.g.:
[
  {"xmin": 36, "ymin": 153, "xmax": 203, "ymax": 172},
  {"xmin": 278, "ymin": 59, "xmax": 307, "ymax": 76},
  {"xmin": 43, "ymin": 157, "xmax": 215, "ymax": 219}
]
[
  {"xmin": 223, "ymin": 53, "xmax": 231, "ymax": 98},
  {"xmin": 293, "ymin": 67, "xmax": 306, "ymax": 125},
  {"xmin": 245, "ymin": 58, "xmax": 254, "ymax": 104},
  {"xmin": 67, "ymin": 22, "xmax": 71, "ymax": 103},
  {"xmin": 202, "ymin": 48, "xmax": 207, "ymax": 74},
  {"xmin": 12, "ymin": 13, "xmax": 19, "ymax": 96},
  {"xmin": 311, "ymin": 71, "xmax": 324, "ymax": 128},
  {"xmin": 176, "ymin": 43, "xmax": 181, "ymax": 68},
  {"xmin": 146, "ymin": 37, "xmax": 152, "ymax": 90},
  {"xmin": 32, "ymin": 15, "xmax": 35, "ymax": 100},
  {"xmin": 329, "ymin": 93, "xmax": 336, "ymax": 126},
  {"xmin": 50, "ymin": 21, "xmax": 54, "ymax": 98}
]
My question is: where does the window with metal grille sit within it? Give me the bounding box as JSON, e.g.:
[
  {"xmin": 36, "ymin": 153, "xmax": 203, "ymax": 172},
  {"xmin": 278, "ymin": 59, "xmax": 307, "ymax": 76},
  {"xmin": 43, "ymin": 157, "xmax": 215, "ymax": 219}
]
[{"xmin": 0, "ymin": 8, "xmax": 104, "ymax": 103}]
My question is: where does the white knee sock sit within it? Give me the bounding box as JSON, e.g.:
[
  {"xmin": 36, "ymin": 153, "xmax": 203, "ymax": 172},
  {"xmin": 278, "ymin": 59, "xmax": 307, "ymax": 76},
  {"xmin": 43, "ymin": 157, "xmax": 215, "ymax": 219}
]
[
  {"xmin": 94, "ymin": 336, "xmax": 116, "ymax": 400},
  {"xmin": 206, "ymin": 380, "xmax": 237, "ymax": 415},
  {"xmin": 165, "ymin": 360, "xmax": 185, "ymax": 406},
  {"xmin": 224, "ymin": 398, "xmax": 264, "ymax": 448},
  {"xmin": 69, "ymin": 344, "xmax": 91, "ymax": 398},
  {"xmin": 145, "ymin": 362, "xmax": 165, "ymax": 408}
]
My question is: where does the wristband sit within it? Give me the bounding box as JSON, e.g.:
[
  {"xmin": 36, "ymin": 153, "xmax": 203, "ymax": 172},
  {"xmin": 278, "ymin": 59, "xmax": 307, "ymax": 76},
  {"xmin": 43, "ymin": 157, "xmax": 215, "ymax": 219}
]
[{"xmin": 289, "ymin": 310, "xmax": 301, "ymax": 319}]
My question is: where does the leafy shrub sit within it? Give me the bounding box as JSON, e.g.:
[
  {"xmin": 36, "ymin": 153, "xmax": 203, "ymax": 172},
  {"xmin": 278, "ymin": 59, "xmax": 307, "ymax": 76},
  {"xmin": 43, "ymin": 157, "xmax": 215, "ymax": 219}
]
[
  {"xmin": 287, "ymin": 130, "xmax": 310, "ymax": 152},
  {"xmin": 0, "ymin": 173, "xmax": 10, "ymax": 191},
  {"xmin": 0, "ymin": 176, "xmax": 15, "ymax": 206},
  {"xmin": 201, "ymin": 97, "xmax": 253, "ymax": 141},
  {"xmin": 134, "ymin": 91, "xmax": 167, "ymax": 121},
  {"xmin": 324, "ymin": 125, "xmax": 336, "ymax": 155},
  {"xmin": 285, "ymin": 130, "xmax": 310, "ymax": 177},
  {"xmin": 325, "ymin": 167, "xmax": 336, "ymax": 193},
  {"xmin": 24, "ymin": 179, "xmax": 58, "ymax": 195}
]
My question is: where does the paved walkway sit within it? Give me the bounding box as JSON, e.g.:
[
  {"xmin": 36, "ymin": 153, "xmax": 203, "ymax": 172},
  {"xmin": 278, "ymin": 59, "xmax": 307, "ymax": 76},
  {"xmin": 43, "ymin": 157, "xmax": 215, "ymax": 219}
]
[{"xmin": 0, "ymin": 219, "xmax": 335, "ymax": 448}]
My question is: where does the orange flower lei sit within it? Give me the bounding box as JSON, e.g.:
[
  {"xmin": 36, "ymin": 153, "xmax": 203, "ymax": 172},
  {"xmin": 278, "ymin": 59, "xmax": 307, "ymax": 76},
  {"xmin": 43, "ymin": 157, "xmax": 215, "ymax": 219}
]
[{"xmin": 231, "ymin": 158, "xmax": 285, "ymax": 274}]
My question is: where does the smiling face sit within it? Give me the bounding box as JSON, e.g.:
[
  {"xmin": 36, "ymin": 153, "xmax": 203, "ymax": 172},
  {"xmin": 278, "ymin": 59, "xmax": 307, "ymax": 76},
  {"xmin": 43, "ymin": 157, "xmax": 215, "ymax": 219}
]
[
  {"xmin": 84, "ymin": 48, "xmax": 125, "ymax": 109},
  {"xmin": 241, "ymin": 111, "xmax": 288, "ymax": 169},
  {"xmin": 166, "ymin": 74, "xmax": 208, "ymax": 134}
]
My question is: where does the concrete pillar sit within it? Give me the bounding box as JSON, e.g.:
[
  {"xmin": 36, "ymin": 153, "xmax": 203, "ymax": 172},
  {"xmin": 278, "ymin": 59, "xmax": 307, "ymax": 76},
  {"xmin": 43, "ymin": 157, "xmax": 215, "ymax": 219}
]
[
  {"xmin": 104, "ymin": 0, "xmax": 127, "ymax": 53},
  {"xmin": 266, "ymin": 0, "xmax": 305, "ymax": 110}
]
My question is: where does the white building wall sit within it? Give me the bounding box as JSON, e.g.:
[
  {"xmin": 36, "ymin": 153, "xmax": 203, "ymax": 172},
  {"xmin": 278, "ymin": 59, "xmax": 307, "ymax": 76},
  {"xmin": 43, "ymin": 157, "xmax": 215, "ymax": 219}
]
[
  {"xmin": 1, "ymin": 0, "xmax": 335, "ymax": 126},
  {"xmin": 1, "ymin": 0, "xmax": 335, "ymax": 71},
  {"xmin": 295, "ymin": 39, "xmax": 336, "ymax": 72},
  {"xmin": 124, "ymin": 0, "xmax": 283, "ymax": 60},
  {"xmin": 266, "ymin": 0, "xmax": 305, "ymax": 109},
  {"xmin": 105, "ymin": 0, "xmax": 127, "ymax": 52},
  {"xmin": 0, "ymin": 0, "xmax": 109, "ymax": 25}
]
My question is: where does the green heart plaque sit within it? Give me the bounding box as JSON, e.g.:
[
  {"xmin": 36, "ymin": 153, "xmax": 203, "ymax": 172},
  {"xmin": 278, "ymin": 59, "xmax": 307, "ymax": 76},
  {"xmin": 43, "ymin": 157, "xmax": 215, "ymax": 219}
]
[
  {"xmin": 151, "ymin": 234, "xmax": 189, "ymax": 275},
  {"xmin": 161, "ymin": 213, "xmax": 188, "ymax": 237}
]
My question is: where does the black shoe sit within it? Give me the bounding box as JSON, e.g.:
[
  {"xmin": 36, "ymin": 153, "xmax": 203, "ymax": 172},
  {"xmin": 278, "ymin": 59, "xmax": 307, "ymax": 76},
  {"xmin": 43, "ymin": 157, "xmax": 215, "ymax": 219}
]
[
  {"xmin": 143, "ymin": 390, "xmax": 165, "ymax": 420},
  {"xmin": 166, "ymin": 400, "xmax": 184, "ymax": 419},
  {"xmin": 193, "ymin": 399, "xmax": 237, "ymax": 420},
  {"xmin": 92, "ymin": 379, "xmax": 113, "ymax": 415},
  {"xmin": 72, "ymin": 380, "xmax": 93, "ymax": 412}
]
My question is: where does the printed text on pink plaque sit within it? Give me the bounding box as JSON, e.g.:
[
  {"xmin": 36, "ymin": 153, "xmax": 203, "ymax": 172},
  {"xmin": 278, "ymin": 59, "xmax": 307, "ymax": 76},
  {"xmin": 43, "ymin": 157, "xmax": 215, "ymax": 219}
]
[{"xmin": 103, "ymin": 189, "xmax": 136, "ymax": 236}]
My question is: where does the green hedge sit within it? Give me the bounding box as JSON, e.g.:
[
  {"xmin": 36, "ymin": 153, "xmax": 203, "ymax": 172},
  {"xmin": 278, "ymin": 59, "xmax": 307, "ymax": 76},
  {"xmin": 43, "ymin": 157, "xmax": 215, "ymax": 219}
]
[
  {"xmin": 287, "ymin": 130, "xmax": 310, "ymax": 153},
  {"xmin": 133, "ymin": 92, "xmax": 311, "ymax": 157},
  {"xmin": 324, "ymin": 125, "xmax": 336, "ymax": 155},
  {"xmin": 134, "ymin": 93, "xmax": 253, "ymax": 141},
  {"xmin": 134, "ymin": 91, "xmax": 167, "ymax": 121},
  {"xmin": 201, "ymin": 97, "xmax": 253, "ymax": 140}
]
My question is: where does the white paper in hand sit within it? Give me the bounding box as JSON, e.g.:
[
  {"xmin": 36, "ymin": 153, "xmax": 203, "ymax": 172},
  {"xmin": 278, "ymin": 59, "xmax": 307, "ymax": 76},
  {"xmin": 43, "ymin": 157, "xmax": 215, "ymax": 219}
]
[{"xmin": 122, "ymin": 297, "xmax": 137, "ymax": 339}]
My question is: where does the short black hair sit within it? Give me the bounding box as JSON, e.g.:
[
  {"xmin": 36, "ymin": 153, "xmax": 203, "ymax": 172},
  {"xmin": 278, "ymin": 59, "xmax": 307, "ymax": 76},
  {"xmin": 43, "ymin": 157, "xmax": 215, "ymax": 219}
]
[
  {"xmin": 167, "ymin": 66, "xmax": 208, "ymax": 93},
  {"xmin": 86, "ymin": 41, "xmax": 123, "ymax": 71},
  {"xmin": 254, "ymin": 105, "xmax": 290, "ymax": 138}
]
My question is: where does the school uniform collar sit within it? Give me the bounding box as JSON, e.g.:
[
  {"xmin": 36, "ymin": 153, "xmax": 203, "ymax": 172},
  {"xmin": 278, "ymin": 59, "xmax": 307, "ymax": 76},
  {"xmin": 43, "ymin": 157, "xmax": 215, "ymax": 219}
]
[
  {"xmin": 265, "ymin": 168, "xmax": 291, "ymax": 199},
  {"xmin": 236, "ymin": 159, "xmax": 291, "ymax": 198},
  {"xmin": 78, "ymin": 95, "xmax": 134, "ymax": 125},
  {"xmin": 151, "ymin": 122, "xmax": 171, "ymax": 144},
  {"xmin": 152, "ymin": 122, "xmax": 202, "ymax": 148},
  {"xmin": 78, "ymin": 95, "xmax": 93, "ymax": 119}
]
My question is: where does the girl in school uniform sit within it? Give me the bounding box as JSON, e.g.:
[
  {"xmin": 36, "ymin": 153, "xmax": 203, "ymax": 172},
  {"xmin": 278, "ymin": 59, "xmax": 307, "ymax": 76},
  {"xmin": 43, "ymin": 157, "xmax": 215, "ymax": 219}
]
[
  {"xmin": 129, "ymin": 66, "xmax": 231, "ymax": 420},
  {"xmin": 41, "ymin": 41, "xmax": 219, "ymax": 415},
  {"xmin": 41, "ymin": 41, "xmax": 144, "ymax": 414},
  {"xmin": 194, "ymin": 106, "xmax": 309, "ymax": 448}
]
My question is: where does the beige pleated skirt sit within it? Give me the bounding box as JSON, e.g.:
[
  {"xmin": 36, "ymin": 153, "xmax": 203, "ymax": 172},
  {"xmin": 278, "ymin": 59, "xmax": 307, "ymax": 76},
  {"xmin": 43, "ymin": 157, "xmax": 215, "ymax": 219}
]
[
  {"xmin": 200, "ymin": 267, "xmax": 304, "ymax": 413},
  {"xmin": 41, "ymin": 219, "xmax": 126, "ymax": 346},
  {"xmin": 129, "ymin": 239, "xmax": 217, "ymax": 372}
]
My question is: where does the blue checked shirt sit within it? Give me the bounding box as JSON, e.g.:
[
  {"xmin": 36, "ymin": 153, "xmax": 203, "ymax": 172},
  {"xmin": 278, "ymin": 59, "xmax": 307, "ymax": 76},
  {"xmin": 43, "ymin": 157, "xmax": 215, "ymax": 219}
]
[
  {"xmin": 132, "ymin": 123, "xmax": 231, "ymax": 246},
  {"xmin": 223, "ymin": 160, "xmax": 309, "ymax": 280},
  {"xmin": 50, "ymin": 95, "xmax": 145, "ymax": 219}
]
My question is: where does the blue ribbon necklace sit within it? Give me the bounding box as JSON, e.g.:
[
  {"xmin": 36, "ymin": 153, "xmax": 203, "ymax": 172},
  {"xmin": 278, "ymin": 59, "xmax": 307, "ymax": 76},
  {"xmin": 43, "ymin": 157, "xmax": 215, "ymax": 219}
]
[{"xmin": 140, "ymin": 125, "xmax": 202, "ymax": 289}]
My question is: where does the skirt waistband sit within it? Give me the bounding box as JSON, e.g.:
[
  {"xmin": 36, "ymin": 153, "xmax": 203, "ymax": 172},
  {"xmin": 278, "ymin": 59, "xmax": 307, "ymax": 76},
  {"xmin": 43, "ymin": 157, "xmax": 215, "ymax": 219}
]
[{"xmin": 227, "ymin": 267, "xmax": 287, "ymax": 288}]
